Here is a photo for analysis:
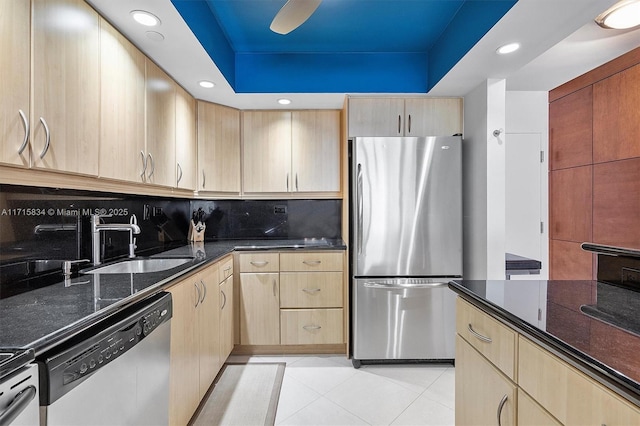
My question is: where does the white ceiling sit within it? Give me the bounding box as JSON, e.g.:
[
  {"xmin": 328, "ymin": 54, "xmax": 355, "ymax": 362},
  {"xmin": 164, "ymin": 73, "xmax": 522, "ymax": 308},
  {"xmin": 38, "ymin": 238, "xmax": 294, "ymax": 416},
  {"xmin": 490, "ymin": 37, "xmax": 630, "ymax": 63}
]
[{"xmin": 88, "ymin": 0, "xmax": 640, "ymax": 109}]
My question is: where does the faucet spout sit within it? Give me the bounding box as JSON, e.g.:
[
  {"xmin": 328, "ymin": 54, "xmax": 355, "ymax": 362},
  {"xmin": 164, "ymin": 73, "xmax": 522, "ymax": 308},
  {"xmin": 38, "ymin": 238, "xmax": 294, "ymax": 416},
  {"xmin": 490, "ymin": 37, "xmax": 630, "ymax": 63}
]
[{"xmin": 90, "ymin": 214, "xmax": 142, "ymax": 265}]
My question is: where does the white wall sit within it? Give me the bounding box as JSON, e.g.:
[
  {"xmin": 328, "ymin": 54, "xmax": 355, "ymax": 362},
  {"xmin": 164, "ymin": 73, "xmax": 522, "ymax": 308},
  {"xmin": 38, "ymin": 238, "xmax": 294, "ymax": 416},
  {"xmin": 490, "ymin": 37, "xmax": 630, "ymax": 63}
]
[
  {"xmin": 505, "ymin": 91, "xmax": 549, "ymax": 280},
  {"xmin": 462, "ymin": 79, "xmax": 506, "ymax": 279}
]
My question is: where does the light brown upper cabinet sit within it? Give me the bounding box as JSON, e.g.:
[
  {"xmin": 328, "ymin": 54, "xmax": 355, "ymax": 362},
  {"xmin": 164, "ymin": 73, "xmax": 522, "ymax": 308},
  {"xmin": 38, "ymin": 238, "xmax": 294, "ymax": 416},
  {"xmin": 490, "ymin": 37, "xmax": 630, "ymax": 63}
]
[
  {"xmin": 32, "ymin": 0, "xmax": 100, "ymax": 175},
  {"xmin": 175, "ymin": 85, "xmax": 197, "ymax": 190},
  {"xmin": 0, "ymin": 0, "xmax": 30, "ymax": 167},
  {"xmin": 197, "ymin": 101, "xmax": 241, "ymax": 194},
  {"xmin": 98, "ymin": 18, "xmax": 146, "ymax": 183},
  {"xmin": 145, "ymin": 58, "xmax": 176, "ymax": 187},
  {"xmin": 242, "ymin": 110, "xmax": 341, "ymax": 195},
  {"xmin": 347, "ymin": 97, "xmax": 462, "ymax": 137},
  {"xmin": 291, "ymin": 110, "xmax": 341, "ymax": 193}
]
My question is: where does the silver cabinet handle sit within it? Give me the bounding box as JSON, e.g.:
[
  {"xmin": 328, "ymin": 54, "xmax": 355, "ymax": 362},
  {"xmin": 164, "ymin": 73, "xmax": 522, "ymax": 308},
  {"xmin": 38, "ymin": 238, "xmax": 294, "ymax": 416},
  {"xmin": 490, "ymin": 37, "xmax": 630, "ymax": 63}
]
[
  {"xmin": 467, "ymin": 324, "xmax": 492, "ymax": 343},
  {"xmin": 356, "ymin": 163, "xmax": 363, "ymax": 255},
  {"xmin": 302, "ymin": 288, "xmax": 321, "ymax": 294},
  {"xmin": 273, "ymin": 279, "xmax": 277, "ymax": 297},
  {"xmin": 497, "ymin": 394, "xmax": 508, "ymax": 426},
  {"xmin": 39, "ymin": 117, "xmax": 50, "ymax": 159},
  {"xmin": 250, "ymin": 261, "xmax": 268, "ymax": 267},
  {"xmin": 177, "ymin": 163, "xmax": 183, "ymax": 185},
  {"xmin": 139, "ymin": 151, "xmax": 147, "ymax": 180},
  {"xmin": 202, "ymin": 170, "xmax": 206, "ymax": 188},
  {"xmin": 194, "ymin": 282, "xmax": 201, "ymax": 307},
  {"xmin": 200, "ymin": 279, "xmax": 207, "ymax": 303},
  {"xmin": 295, "ymin": 173, "xmax": 299, "ymax": 191},
  {"xmin": 147, "ymin": 153, "xmax": 155, "ymax": 179},
  {"xmin": 397, "ymin": 114, "xmax": 402, "ymax": 135},
  {"xmin": 286, "ymin": 172, "xmax": 289, "ymax": 191},
  {"xmin": 408, "ymin": 114, "xmax": 412, "ymax": 134},
  {"xmin": 18, "ymin": 109, "xmax": 29, "ymax": 155},
  {"xmin": 303, "ymin": 260, "xmax": 321, "ymax": 265},
  {"xmin": 220, "ymin": 289, "xmax": 227, "ymax": 310},
  {"xmin": 303, "ymin": 325, "xmax": 321, "ymax": 330}
]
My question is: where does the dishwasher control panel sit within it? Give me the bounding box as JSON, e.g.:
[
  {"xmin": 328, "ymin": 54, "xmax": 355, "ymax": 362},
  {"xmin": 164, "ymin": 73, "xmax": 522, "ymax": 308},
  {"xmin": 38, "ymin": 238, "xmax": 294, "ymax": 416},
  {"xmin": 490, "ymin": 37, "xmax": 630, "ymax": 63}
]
[{"xmin": 37, "ymin": 292, "xmax": 172, "ymax": 405}]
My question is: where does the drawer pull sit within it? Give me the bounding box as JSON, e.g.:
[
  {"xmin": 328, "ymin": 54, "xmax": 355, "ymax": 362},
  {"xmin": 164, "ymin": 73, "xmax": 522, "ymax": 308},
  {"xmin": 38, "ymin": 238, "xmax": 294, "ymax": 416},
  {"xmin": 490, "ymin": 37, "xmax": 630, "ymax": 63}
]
[
  {"xmin": 302, "ymin": 288, "xmax": 321, "ymax": 294},
  {"xmin": 497, "ymin": 394, "xmax": 508, "ymax": 426},
  {"xmin": 303, "ymin": 325, "xmax": 322, "ymax": 331},
  {"xmin": 302, "ymin": 260, "xmax": 321, "ymax": 265},
  {"xmin": 467, "ymin": 324, "xmax": 492, "ymax": 343},
  {"xmin": 273, "ymin": 279, "xmax": 277, "ymax": 297},
  {"xmin": 250, "ymin": 261, "xmax": 269, "ymax": 267}
]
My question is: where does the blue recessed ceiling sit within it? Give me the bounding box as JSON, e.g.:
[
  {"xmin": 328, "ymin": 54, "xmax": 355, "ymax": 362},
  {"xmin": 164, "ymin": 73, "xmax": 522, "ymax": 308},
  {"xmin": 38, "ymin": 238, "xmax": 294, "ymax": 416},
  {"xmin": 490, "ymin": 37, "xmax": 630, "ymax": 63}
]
[{"xmin": 171, "ymin": 0, "xmax": 517, "ymax": 94}]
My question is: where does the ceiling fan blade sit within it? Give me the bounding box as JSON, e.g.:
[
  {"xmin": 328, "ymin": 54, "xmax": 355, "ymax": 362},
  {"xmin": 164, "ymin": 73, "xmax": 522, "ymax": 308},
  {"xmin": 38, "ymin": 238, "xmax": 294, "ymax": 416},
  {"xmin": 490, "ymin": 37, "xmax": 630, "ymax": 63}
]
[{"xmin": 270, "ymin": 0, "xmax": 322, "ymax": 35}]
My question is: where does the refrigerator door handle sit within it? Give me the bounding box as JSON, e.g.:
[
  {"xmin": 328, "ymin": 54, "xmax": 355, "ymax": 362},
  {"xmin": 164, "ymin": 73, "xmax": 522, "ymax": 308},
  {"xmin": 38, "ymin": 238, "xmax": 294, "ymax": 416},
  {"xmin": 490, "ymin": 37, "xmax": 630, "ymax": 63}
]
[
  {"xmin": 363, "ymin": 282, "xmax": 448, "ymax": 289},
  {"xmin": 357, "ymin": 163, "xmax": 363, "ymax": 255}
]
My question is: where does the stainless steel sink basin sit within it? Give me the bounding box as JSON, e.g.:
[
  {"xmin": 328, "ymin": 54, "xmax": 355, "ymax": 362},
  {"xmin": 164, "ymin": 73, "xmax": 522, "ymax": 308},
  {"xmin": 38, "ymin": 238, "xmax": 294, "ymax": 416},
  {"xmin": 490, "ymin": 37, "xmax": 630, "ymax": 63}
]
[{"xmin": 85, "ymin": 258, "xmax": 193, "ymax": 274}]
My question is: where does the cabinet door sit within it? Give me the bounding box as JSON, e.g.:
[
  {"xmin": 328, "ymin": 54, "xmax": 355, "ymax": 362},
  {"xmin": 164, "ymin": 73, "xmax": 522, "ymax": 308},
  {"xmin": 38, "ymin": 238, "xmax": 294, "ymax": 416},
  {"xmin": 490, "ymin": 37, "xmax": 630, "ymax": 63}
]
[
  {"xmin": 0, "ymin": 0, "xmax": 30, "ymax": 167},
  {"xmin": 239, "ymin": 273, "xmax": 280, "ymax": 345},
  {"xmin": 549, "ymin": 86, "xmax": 592, "ymax": 170},
  {"xmin": 291, "ymin": 110, "xmax": 340, "ymax": 192},
  {"xmin": 242, "ymin": 111, "xmax": 292, "ymax": 193},
  {"xmin": 219, "ymin": 275, "xmax": 234, "ymax": 362},
  {"xmin": 167, "ymin": 278, "xmax": 200, "ymax": 426},
  {"xmin": 518, "ymin": 389, "xmax": 561, "ymax": 426},
  {"xmin": 197, "ymin": 101, "xmax": 240, "ymax": 193},
  {"xmin": 404, "ymin": 98, "xmax": 462, "ymax": 136},
  {"xmin": 197, "ymin": 266, "xmax": 220, "ymax": 398},
  {"xmin": 455, "ymin": 335, "xmax": 516, "ymax": 426},
  {"xmin": 32, "ymin": 0, "xmax": 100, "ymax": 175},
  {"xmin": 348, "ymin": 98, "xmax": 404, "ymax": 137},
  {"xmin": 145, "ymin": 58, "xmax": 176, "ymax": 187},
  {"xmin": 99, "ymin": 18, "xmax": 145, "ymax": 183},
  {"xmin": 175, "ymin": 85, "xmax": 196, "ymax": 190},
  {"xmin": 280, "ymin": 308, "xmax": 344, "ymax": 345}
]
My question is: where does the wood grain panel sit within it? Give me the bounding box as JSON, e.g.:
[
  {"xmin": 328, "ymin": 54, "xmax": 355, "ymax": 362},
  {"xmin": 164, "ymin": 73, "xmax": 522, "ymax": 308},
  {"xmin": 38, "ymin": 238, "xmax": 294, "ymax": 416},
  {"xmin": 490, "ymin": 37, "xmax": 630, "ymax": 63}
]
[
  {"xmin": 175, "ymin": 85, "xmax": 196, "ymax": 190},
  {"xmin": 593, "ymin": 158, "xmax": 640, "ymax": 248},
  {"xmin": 239, "ymin": 272, "xmax": 280, "ymax": 345},
  {"xmin": 549, "ymin": 240, "xmax": 593, "ymax": 280},
  {"xmin": 279, "ymin": 251, "xmax": 343, "ymax": 271},
  {"xmin": 549, "ymin": 86, "xmax": 592, "ymax": 170},
  {"xmin": 280, "ymin": 309, "xmax": 344, "ymax": 345},
  {"xmin": 550, "ymin": 45, "xmax": 640, "ymax": 102},
  {"xmin": 549, "ymin": 166, "xmax": 592, "ymax": 242},
  {"xmin": 518, "ymin": 389, "xmax": 561, "ymax": 426},
  {"xmin": 593, "ymin": 63, "xmax": 640, "ymax": 163},
  {"xmin": 238, "ymin": 252, "xmax": 279, "ymax": 272},
  {"xmin": 404, "ymin": 97, "xmax": 463, "ymax": 136},
  {"xmin": 279, "ymin": 272, "xmax": 343, "ymax": 308},
  {"xmin": 347, "ymin": 97, "xmax": 405, "ymax": 137}
]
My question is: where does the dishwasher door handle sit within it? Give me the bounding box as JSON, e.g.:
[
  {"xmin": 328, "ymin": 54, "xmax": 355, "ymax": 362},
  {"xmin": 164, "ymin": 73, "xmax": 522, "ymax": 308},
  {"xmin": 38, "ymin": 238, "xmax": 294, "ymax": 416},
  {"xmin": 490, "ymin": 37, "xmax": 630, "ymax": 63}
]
[
  {"xmin": 363, "ymin": 282, "xmax": 448, "ymax": 289},
  {"xmin": 0, "ymin": 385, "xmax": 36, "ymax": 426}
]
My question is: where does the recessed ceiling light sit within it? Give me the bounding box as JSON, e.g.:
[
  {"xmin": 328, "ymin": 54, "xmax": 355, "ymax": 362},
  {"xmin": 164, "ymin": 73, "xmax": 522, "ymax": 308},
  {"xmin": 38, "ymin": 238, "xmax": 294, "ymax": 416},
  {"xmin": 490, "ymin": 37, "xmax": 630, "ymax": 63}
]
[
  {"xmin": 596, "ymin": 0, "xmax": 640, "ymax": 29},
  {"xmin": 278, "ymin": 98, "xmax": 291, "ymax": 105},
  {"xmin": 496, "ymin": 42, "xmax": 520, "ymax": 55},
  {"xmin": 199, "ymin": 81, "xmax": 215, "ymax": 89},
  {"xmin": 145, "ymin": 31, "xmax": 164, "ymax": 42},
  {"xmin": 131, "ymin": 10, "xmax": 160, "ymax": 27}
]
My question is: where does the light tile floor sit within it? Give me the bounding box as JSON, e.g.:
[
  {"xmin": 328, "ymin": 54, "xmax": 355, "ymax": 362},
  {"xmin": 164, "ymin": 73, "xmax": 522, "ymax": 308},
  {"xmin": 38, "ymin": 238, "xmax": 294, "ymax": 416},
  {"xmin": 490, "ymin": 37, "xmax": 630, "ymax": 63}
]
[{"xmin": 226, "ymin": 355, "xmax": 455, "ymax": 426}]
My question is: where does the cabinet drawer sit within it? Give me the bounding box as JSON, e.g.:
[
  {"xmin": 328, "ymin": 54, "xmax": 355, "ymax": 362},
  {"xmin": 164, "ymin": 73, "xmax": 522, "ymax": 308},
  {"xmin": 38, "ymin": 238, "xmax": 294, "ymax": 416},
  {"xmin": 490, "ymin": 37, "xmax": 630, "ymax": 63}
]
[
  {"xmin": 280, "ymin": 272, "xmax": 343, "ymax": 308},
  {"xmin": 518, "ymin": 336, "xmax": 640, "ymax": 425},
  {"xmin": 456, "ymin": 298, "xmax": 516, "ymax": 380},
  {"xmin": 280, "ymin": 309, "xmax": 343, "ymax": 345},
  {"xmin": 218, "ymin": 255, "xmax": 234, "ymax": 283},
  {"xmin": 279, "ymin": 252, "xmax": 343, "ymax": 272},
  {"xmin": 238, "ymin": 253, "xmax": 279, "ymax": 272}
]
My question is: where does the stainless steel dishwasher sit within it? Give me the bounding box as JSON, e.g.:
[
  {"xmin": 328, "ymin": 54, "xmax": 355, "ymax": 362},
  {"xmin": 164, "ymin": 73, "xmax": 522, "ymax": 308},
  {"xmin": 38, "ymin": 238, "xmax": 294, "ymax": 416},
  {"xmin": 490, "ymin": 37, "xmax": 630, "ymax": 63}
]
[
  {"xmin": 38, "ymin": 292, "xmax": 172, "ymax": 426},
  {"xmin": 0, "ymin": 349, "xmax": 39, "ymax": 426}
]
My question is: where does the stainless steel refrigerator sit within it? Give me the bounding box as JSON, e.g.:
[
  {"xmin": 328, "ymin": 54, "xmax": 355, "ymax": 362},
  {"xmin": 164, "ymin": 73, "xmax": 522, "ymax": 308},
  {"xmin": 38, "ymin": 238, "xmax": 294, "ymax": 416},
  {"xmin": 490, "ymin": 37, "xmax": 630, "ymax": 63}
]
[{"xmin": 350, "ymin": 136, "xmax": 462, "ymax": 367}]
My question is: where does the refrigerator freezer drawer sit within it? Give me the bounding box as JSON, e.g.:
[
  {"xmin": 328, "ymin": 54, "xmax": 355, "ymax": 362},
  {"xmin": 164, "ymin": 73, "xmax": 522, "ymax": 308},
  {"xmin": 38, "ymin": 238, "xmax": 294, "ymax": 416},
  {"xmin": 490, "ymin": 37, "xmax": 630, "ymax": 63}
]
[{"xmin": 352, "ymin": 278, "xmax": 456, "ymax": 361}]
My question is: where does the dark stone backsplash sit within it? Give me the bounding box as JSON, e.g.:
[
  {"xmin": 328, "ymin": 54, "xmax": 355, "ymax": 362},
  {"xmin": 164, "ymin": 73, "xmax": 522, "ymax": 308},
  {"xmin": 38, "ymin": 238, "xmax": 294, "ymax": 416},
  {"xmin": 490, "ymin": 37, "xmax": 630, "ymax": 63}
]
[{"xmin": 0, "ymin": 184, "xmax": 341, "ymax": 268}]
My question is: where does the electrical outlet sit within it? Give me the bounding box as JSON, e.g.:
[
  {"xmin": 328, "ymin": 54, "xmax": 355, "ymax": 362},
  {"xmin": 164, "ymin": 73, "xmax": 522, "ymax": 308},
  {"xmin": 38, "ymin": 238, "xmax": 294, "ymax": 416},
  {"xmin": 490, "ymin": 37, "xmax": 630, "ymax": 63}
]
[
  {"xmin": 622, "ymin": 267, "xmax": 640, "ymax": 286},
  {"xmin": 152, "ymin": 206, "xmax": 163, "ymax": 217},
  {"xmin": 274, "ymin": 205, "xmax": 287, "ymax": 214}
]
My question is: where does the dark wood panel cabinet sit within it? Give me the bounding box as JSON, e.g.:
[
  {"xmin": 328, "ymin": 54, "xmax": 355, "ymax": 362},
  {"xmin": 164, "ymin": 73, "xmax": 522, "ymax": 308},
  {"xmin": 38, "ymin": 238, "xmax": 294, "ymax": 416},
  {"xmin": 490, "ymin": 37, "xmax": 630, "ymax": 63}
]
[
  {"xmin": 550, "ymin": 240, "xmax": 593, "ymax": 280},
  {"xmin": 549, "ymin": 86, "xmax": 593, "ymax": 170},
  {"xmin": 593, "ymin": 63, "xmax": 640, "ymax": 163},
  {"xmin": 593, "ymin": 158, "xmax": 640, "ymax": 248},
  {"xmin": 549, "ymin": 166, "xmax": 592, "ymax": 242}
]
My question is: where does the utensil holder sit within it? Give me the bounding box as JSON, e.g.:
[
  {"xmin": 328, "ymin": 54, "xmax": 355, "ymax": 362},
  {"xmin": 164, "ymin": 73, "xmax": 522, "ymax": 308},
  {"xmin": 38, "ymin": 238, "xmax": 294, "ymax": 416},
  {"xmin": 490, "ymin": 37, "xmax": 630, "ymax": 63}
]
[{"xmin": 188, "ymin": 220, "xmax": 205, "ymax": 242}]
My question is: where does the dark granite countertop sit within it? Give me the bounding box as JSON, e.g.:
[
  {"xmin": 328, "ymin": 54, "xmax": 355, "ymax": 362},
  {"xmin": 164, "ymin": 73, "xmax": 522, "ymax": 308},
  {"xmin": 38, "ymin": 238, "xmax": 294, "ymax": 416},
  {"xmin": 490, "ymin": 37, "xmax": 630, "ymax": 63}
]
[
  {"xmin": 449, "ymin": 279, "xmax": 640, "ymax": 404},
  {"xmin": 0, "ymin": 239, "xmax": 345, "ymax": 355}
]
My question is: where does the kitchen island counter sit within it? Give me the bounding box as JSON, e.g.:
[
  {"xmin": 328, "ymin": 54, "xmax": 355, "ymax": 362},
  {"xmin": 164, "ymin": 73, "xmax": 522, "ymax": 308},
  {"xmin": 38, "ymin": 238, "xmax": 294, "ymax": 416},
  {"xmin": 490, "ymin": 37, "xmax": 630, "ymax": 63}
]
[
  {"xmin": 0, "ymin": 239, "xmax": 345, "ymax": 354},
  {"xmin": 449, "ymin": 279, "xmax": 640, "ymax": 405}
]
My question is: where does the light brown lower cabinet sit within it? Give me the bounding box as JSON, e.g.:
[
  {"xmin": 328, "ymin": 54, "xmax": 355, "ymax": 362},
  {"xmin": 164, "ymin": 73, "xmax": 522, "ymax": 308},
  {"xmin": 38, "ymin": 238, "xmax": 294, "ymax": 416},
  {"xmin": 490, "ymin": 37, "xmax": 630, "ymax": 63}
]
[
  {"xmin": 280, "ymin": 308, "xmax": 343, "ymax": 345},
  {"xmin": 455, "ymin": 296, "xmax": 640, "ymax": 426},
  {"xmin": 455, "ymin": 335, "xmax": 516, "ymax": 426},
  {"xmin": 219, "ymin": 274, "xmax": 234, "ymax": 361},
  {"xmin": 239, "ymin": 272, "xmax": 280, "ymax": 345}
]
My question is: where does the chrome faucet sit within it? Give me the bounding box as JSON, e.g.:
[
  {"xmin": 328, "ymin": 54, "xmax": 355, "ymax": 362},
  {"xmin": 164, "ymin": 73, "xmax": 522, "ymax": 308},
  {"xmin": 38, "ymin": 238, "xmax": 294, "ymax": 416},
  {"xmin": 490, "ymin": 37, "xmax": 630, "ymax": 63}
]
[{"xmin": 91, "ymin": 214, "xmax": 141, "ymax": 265}]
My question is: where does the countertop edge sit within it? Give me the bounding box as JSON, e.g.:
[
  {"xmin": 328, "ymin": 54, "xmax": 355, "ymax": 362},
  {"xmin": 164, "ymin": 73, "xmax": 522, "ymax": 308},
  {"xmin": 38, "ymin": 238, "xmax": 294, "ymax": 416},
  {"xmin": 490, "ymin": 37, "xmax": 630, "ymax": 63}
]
[{"xmin": 448, "ymin": 280, "xmax": 640, "ymax": 406}]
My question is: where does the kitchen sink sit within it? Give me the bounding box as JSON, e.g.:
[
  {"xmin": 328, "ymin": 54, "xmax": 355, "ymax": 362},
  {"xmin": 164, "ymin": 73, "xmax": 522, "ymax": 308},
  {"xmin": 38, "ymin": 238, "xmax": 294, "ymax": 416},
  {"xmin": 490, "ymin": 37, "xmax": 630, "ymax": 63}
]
[{"xmin": 84, "ymin": 258, "xmax": 193, "ymax": 274}]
